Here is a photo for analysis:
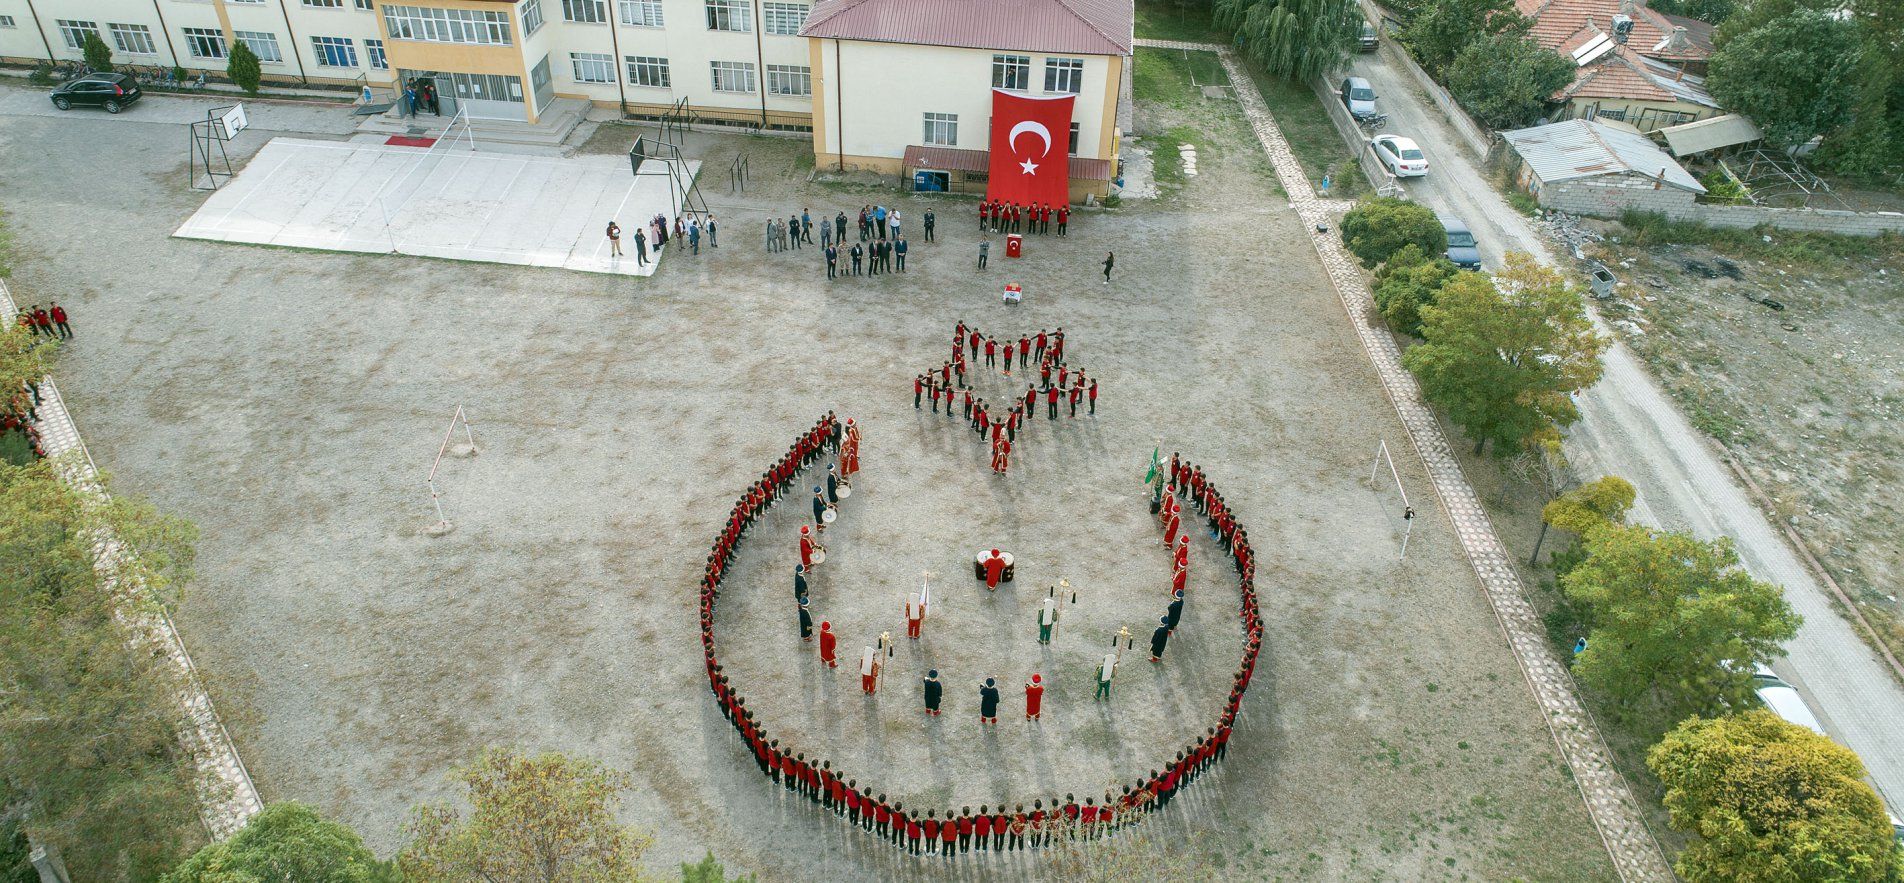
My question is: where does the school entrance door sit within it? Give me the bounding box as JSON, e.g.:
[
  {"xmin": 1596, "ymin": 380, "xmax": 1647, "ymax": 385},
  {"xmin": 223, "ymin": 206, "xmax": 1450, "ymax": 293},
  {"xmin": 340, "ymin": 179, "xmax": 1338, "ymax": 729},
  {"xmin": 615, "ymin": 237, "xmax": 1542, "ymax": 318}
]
[{"xmin": 398, "ymin": 69, "xmax": 526, "ymax": 121}]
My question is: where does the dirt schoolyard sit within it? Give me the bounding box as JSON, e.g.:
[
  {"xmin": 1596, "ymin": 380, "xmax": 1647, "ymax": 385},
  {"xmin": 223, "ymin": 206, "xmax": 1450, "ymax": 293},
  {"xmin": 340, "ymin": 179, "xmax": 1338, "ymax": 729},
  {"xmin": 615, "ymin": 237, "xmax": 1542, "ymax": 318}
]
[{"xmin": 0, "ymin": 76, "xmax": 1612, "ymax": 880}]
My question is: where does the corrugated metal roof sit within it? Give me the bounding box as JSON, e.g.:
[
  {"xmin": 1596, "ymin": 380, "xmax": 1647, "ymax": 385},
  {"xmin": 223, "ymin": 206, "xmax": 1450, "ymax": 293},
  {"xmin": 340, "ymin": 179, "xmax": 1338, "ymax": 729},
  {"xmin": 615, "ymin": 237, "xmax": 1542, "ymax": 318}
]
[
  {"xmin": 1559, "ymin": 42, "xmax": 1717, "ymax": 108},
  {"xmin": 1501, "ymin": 119, "xmax": 1707, "ymax": 192},
  {"xmin": 903, "ymin": 144, "xmax": 1113, "ymax": 179},
  {"xmin": 1660, "ymin": 113, "xmax": 1762, "ymax": 156},
  {"xmin": 801, "ymin": 0, "xmax": 1132, "ymax": 56}
]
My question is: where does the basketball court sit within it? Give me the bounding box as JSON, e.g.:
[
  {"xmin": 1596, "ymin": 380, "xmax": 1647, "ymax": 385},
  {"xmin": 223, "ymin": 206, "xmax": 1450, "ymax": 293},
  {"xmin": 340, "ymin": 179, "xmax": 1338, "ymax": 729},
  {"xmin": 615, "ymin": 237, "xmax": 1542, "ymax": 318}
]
[{"xmin": 174, "ymin": 135, "xmax": 700, "ymax": 277}]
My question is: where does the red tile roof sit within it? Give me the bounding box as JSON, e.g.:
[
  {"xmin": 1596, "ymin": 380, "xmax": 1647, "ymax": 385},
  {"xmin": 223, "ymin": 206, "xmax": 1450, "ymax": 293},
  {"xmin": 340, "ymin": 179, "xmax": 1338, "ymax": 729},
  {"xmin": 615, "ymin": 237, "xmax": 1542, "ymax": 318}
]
[
  {"xmin": 1515, "ymin": 0, "xmax": 1709, "ymax": 62},
  {"xmin": 903, "ymin": 144, "xmax": 1113, "ymax": 180},
  {"xmin": 801, "ymin": 0, "xmax": 1133, "ymax": 56},
  {"xmin": 1560, "ymin": 42, "xmax": 1717, "ymax": 107}
]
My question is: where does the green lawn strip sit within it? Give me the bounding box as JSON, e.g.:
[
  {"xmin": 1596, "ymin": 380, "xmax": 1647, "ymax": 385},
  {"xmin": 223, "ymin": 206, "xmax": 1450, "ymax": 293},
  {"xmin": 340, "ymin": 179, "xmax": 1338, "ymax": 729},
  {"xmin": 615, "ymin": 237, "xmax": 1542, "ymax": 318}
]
[{"xmin": 1241, "ymin": 64, "xmax": 1362, "ymax": 198}]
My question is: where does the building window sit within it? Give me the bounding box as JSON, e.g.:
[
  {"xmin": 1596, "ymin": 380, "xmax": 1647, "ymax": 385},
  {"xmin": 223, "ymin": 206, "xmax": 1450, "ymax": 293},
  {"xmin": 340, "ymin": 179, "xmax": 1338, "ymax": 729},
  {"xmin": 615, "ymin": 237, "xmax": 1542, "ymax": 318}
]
[
  {"xmin": 618, "ymin": 0, "xmax": 662, "ymax": 26},
  {"xmin": 626, "ymin": 55, "xmax": 669, "ymax": 87},
  {"xmin": 109, "ymin": 23, "xmax": 157, "ymax": 54},
  {"xmin": 56, "ymin": 20, "xmax": 98, "ymax": 50},
  {"xmin": 311, "ymin": 35, "xmax": 357, "ymax": 66},
  {"xmin": 303, "ymin": 0, "xmax": 344, "ymax": 8},
  {"xmin": 992, "ymin": 54, "xmax": 1030, "ymax": 90},
  {"xmin": 365, "ymin": 37, "xmax": 387, "ymax": 68},
  {"xmin": 0, "ymin": 15, "xmax": 16, "ymax": 27},
  {"xmin": 183, "ymin": 26, "xmax": 226, "ymax": 58},
  {"xmin": 229, "ymin": 0, "xmax": 266, "ymax": 5},
  {"xmin": 520, "ymin": 0, "xmax": 543, "ymax": 33},
  {"xmin": 923, "ymin": 112, "xmax": 957, "ymax": 145},
  {"xmin": 355, "ymin": 0, "xmax": 375, "ymax": 9},
  {"xmin": 765, "ymin": 63, "xmax": 809, "ymax": 96},
  {"xmin": 234, "ymin": 30, "xmax": 282, "ymax": 62},
  {"xmin": 571, "ymin": 51, "xmax": 613, "ymax": 83},
  {"xmin": 1044, "ymin": 57, "xmax": 1083, "ymax": 94},
  {"xmin": 1069, "ymin": 121, "xmax": 1080, "ymax": 154},
  {"xmin": 705, "ymin": 0, "xmax": 750, "ymax": 32},
  {"xmin": 762, "ymin": 1, "xmax": 806, "ymax": 34},
  {"xmin": 382, "ymin": 5, "xmax": 512, "ymax": 45},
  {"xmin": 709, "ymin": 60, "xmax": 755, "ymax": 93},
  {"xmin": 563, "ymin": 0, "xmax": 606, "ymax": 22}
]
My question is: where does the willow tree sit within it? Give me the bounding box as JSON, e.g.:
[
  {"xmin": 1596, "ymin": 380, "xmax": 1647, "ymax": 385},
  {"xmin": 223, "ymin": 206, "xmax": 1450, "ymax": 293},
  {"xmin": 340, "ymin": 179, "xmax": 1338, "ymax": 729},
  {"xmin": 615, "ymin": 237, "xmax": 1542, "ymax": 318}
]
[{"xmin": 1214, "ymin": 0, "xmax": 1361, "ymax": 82}]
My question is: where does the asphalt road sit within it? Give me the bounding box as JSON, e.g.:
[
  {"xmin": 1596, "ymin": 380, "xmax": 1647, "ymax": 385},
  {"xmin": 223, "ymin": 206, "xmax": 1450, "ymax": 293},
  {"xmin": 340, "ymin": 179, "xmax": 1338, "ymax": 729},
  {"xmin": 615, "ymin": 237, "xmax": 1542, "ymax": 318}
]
[{"xmin": 1344, "ymin": 45, "xmax": 1904, "ymax": 811}]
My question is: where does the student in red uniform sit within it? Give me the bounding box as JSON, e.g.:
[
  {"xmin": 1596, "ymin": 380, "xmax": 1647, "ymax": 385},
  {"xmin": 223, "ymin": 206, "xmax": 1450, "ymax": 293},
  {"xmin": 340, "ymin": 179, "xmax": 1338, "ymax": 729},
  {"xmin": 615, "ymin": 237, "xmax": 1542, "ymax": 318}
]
[
  {"xmin": 1025, "ymin": 673, "xmax": 1044, "ymax": 720},
  {"xmin": 1088, "ymin": 378, "xmax": 1099, "ymax": 415},
  {"xmin": 818, "ymin": 621, "xmax": 837, "ymax": 667},
  {"xmin": 940, "ymin": 810, "xmax": 958, "ymax": 858},
  {"xmin": 906, "ymin": 809, "xmax": 924, "ymax": 854},
  {"xmin": 1009, "ymin": 805, "xmax": 1029, "ymax": 850},
  {"xmin": 1057, "ymin": 204, "xmax": 1070, "ymax": 235},
  {"xmin": 923, "ymin": 810, "xmax": 941, "ymax": 855},
  {"xmin": 974, "ymin": 805, "xmax": 993, "ymax": 852}
]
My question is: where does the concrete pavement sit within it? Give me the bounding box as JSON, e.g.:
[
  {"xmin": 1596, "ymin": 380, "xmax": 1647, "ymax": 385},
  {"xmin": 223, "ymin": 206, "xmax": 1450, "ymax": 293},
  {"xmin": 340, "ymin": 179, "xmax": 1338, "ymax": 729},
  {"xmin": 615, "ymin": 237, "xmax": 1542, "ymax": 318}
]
[{"xmin": 1343, "ymin": 43, "xmax": 1904, "ymax": 809}]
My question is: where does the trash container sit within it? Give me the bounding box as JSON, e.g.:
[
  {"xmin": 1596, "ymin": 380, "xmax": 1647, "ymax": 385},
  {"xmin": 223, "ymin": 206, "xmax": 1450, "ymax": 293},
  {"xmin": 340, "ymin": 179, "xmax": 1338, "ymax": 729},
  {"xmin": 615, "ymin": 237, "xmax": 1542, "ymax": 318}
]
[
  {"xmin": 1006, "ymin": 234, "xmax": 1023, "ymax": 258},
  {"xmin": 1588, "ymin": 263, "xmax": 1617, "ymax": 299}
]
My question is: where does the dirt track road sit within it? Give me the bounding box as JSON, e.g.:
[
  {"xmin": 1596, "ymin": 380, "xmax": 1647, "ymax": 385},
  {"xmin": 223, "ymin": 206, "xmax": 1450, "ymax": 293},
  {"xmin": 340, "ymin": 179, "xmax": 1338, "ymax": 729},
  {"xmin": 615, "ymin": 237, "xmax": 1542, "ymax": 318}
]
[{"xmin": 1344, "ymin": 43, "xmax": 1904, "ymax": 810}]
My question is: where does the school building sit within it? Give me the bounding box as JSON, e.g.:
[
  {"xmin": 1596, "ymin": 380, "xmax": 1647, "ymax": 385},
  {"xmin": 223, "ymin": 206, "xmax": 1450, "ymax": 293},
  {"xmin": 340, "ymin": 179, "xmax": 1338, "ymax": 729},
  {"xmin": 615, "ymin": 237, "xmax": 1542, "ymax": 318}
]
[{"xmin": 0, "ymin": 0, "xmax": 1129, "ymax": 194}]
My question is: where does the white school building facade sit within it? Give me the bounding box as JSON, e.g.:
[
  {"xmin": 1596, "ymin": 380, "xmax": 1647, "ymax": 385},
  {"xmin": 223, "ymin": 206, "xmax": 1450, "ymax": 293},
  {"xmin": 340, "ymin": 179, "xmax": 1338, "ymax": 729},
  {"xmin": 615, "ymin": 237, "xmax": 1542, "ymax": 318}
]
[{"xmin": 0, "ymin": 0, "xmax": 1129, "ymax": 198}]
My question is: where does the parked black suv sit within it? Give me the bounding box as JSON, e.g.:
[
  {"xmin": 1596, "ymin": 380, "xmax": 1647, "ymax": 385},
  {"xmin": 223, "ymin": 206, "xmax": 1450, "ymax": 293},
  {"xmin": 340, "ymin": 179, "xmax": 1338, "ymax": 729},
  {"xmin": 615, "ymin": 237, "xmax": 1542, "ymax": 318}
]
[{"xmin": 50, "ymin": 73, "xmax": 142, "ymax": 113}]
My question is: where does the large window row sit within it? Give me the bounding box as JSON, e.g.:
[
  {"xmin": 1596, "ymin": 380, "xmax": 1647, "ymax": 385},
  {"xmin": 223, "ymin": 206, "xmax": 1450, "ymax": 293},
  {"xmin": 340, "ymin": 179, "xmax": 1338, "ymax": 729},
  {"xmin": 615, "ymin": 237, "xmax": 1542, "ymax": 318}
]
[
  {"xmin": 993, "ymin": 54, "xmax": 1088, "ymax": 94},
  {"xmin": 765, "ymin": 63, "xmax": 809, "ymax": 97},
  {"xmin": 761, "ymin": 1, "xmax": 807, "ymax": 35},
  {"xmin": 108, "ymin": 23, "xmax": 156, "ymax": 55},
  {"xmin": 382, "ymin": 5, "xmax": 512, "ymax": 45},
  {"xmin": 709, "ymin": 60, "xmax": 754, "ymax": 93}
]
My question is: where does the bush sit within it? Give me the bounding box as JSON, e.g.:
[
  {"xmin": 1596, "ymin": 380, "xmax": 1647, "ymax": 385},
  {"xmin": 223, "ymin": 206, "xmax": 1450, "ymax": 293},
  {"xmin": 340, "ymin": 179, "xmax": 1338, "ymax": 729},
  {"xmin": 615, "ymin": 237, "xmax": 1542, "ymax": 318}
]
[
  {"xmin": 227, "ymin": 42, "xmax": 262, "ymax": 96},
  {"xmin": 1698, "ymin": 168, "xmax": 1750, "ymax": 204},
  {"xmin": 162, "ymin": 803, "xmax": 396, "ymax": 883},
  {"xmin": 81, "ymin": 30, "xmax": 113, "ymax": 74},
  {"xmin": 28, "ymin": 65, "xmax": 55, "ymax": 86},
  {"xmin": 1340, "ymin": 197, "xmax": 1446, "ymax": 267},
  {"xmin": 1372, "ymin": 244, "xmax": 1459, "ymax": 336}
]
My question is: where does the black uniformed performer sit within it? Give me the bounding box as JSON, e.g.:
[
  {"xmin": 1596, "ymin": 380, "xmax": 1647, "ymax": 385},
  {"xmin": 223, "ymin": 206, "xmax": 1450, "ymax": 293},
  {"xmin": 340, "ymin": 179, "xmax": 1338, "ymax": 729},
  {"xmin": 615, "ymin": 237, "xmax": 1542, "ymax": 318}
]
[
  {"xmin": 923, "ymin": 670, "xmax": 943, "ymax": 716},
  {"xmin": 1150, "ymin": 617, "xmax": 1171, "ymax": 662}
]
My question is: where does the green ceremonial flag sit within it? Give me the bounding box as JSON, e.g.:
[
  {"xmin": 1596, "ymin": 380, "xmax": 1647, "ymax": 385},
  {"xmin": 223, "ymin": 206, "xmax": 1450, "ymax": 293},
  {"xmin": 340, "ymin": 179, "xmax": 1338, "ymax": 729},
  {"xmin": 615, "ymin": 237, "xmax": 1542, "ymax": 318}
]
[{"xmin": 1143, "ymin": 447, "xmax": 1159, "ymax": 484}]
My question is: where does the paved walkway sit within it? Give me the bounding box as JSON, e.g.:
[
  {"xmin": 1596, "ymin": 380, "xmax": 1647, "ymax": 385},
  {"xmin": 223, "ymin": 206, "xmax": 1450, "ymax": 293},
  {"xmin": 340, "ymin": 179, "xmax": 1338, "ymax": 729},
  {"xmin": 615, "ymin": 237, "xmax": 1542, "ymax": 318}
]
[
  {"xmin": 1133, "ymin": 38, "xmax": 1673, "ymax": 882},
  {"xmin": 2, "ymin": 279, "xmax": 263, "ymax": 839}
]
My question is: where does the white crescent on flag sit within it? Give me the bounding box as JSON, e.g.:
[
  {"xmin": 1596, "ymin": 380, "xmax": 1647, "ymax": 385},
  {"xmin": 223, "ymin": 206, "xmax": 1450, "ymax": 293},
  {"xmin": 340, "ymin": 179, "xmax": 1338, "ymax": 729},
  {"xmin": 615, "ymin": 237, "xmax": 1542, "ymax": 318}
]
[{"xmin": 1008, "ymin": 120, "xmax": 1053, "ymax": 157}]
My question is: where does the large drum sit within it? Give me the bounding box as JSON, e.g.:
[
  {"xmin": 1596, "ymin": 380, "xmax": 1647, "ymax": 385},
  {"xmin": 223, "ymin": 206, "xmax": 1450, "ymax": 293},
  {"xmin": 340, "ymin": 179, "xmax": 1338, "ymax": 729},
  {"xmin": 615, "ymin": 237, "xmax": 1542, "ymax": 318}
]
[{"xmin": 972, "ymin": 551, "xmax": 1016, "ymax": 583}]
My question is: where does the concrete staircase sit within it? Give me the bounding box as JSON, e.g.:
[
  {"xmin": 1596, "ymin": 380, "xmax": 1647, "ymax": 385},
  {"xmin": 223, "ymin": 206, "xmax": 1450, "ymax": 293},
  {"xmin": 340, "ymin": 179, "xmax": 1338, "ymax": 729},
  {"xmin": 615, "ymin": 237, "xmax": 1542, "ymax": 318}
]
[{"xmin": 355, "ymin": 97, "xmax": 590, "ymax": 150}]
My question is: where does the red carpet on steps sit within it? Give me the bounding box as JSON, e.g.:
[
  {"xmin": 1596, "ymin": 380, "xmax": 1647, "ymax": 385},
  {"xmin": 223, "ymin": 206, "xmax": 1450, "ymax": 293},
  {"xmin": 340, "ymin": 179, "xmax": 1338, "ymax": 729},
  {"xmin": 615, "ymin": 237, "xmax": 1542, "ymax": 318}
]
[{"xmin": 385, "ymin": 135, "xmax": 437, "ymax": 147}]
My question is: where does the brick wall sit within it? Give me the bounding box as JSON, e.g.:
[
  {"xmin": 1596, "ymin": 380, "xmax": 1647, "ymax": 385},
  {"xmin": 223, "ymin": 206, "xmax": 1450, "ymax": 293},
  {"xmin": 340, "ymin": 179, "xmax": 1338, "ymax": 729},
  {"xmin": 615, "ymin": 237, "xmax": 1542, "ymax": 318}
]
[{"xmin": 1536, "ymin": 175, "xmax": 1904, "ymax": 237}]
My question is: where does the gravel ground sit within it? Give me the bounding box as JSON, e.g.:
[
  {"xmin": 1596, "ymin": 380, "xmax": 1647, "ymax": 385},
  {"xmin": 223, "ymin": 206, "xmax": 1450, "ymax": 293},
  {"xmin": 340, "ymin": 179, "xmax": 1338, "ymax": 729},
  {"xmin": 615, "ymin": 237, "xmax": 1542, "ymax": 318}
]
[{"xmin": 1, "ymin": 80, "xmax": 1613, "ymax": 880}]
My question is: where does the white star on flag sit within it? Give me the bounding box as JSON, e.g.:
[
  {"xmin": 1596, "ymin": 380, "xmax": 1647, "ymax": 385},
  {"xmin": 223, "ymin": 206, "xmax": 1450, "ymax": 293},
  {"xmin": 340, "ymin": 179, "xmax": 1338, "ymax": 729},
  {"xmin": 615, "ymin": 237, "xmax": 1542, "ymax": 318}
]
[{"xmin": 1019, "ymin": 159, "xmax": 1039, "ymax": 175}]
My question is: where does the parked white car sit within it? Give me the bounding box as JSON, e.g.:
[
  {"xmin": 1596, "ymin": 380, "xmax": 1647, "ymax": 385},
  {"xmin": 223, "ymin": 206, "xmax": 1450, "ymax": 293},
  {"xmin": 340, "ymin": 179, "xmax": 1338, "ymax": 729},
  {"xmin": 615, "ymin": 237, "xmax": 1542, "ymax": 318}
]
[
  {"xmin": 1371, "ymin": 135, "xmax": 1428, "ymax": 177},
  {"xmin": 1752, "ymin": 664, "xmax": 1826, "ymax": 735}
]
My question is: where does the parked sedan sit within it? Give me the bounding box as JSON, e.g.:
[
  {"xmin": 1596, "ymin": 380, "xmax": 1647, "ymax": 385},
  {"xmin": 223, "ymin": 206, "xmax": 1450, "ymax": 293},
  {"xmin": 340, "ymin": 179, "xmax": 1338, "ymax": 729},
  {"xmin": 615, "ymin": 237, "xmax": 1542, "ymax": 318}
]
[
  {"xmin": 49, "ymin": 73, "xmax": 142, "ymax": 113},
  {"xmin": 1371, "ymin": 135, "xmax": 1428, "ymax": 177}
]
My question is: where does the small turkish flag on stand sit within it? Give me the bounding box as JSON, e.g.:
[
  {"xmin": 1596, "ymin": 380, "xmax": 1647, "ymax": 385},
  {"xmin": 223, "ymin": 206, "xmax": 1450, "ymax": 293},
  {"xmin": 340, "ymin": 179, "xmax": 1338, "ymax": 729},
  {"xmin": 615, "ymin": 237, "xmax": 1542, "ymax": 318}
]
[{"xmin": 987, "ymin": 89, "xmax": 1075, "ymax": 206}]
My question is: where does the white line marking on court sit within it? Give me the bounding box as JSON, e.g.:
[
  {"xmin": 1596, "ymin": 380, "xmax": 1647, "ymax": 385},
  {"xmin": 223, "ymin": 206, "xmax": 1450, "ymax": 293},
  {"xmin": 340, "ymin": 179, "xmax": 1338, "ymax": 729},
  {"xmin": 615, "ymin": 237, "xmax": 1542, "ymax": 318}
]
[{"xmin": 461, "ymin": 158, "xmax": 526, "ymax": 250}]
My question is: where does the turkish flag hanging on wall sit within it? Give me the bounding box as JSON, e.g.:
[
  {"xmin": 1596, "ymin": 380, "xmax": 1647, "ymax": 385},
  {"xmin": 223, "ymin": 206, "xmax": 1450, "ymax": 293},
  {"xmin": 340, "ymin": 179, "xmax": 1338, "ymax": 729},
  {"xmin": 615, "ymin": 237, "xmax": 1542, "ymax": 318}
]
[{"xmin": 986, "ymin": 89, "xmax": 1075, "ymax": 205}]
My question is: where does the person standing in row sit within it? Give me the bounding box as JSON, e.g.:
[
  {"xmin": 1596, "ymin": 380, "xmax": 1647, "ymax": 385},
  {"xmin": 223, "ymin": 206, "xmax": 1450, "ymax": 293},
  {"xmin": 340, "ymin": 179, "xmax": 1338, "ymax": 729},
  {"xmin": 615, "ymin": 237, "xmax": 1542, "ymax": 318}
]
[
  {"xmin": 978, "ymin": 678, "xmax": 1000, "ymax": 724},
  {"xmin": 850, "ymin": 242, "xmax": 863, "ymax": 275},
  {"xmin": 801, "ymin": 208, "xmax": 814, "ymax": 243},
  {"xmin": 1058, "ymin": 204, "xmax": 1069, "ymax": 235},
  {"xmin": 797, "ymin": 598, "xmax": 813, "ymax": 642},
  {"xmin": 819, "ymin": 621, "xmax": 838, "ymax": 667},
  {"xmin": 825, "ymin": 244, "xmax": 838, "ymax": 280},
  {"xmin": 48, "ymin": 303, "xmax": 72, "ymax": 339},
  {"xmin": 895, "ymin": 238, "xmax": 908, "ymax": 272},
  {"xmin": 1149, "ymin": 616, "xmax": 1170, "ymax": 662},
  {"xmin": 1025, "ymin": 674, "xmax": 1044, "ymax": 721},
  {"xmin": 820, "ymin": 215, "xmax": 833, "ymax": 249},
  {"xmin": 922, "ymin": 669, "xmax": 943, "ymax": 716}
]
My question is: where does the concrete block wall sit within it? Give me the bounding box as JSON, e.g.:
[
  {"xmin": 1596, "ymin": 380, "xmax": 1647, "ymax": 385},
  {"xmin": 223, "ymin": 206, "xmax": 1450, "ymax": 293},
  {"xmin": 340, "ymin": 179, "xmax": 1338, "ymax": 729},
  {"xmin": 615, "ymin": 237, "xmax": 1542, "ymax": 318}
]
[{"xmin": 1537, "ymin": 175, "xmax": 1904, "ymax": 237}]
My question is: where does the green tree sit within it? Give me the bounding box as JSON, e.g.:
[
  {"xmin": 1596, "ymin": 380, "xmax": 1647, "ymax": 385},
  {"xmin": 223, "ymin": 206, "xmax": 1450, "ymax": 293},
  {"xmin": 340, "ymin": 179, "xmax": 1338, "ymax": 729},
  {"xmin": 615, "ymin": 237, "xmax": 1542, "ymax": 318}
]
[
  {"xmin": 1339, "ymin": 197, "xmax": 1446, "ymax": 268},
  {"xmin": 1707, "ymin": 8, "xmax": 1863, "ymax": 150},
  {"xmin": 1814, "ymin": 0, "xmax": 1904, "ymax": 181},
  {"xmin": 227, "ymin": 41, "xmax": 263, "ymax": 97},
  {"xmin": 399, "ymin": 748, "xmax": 652, "ymax": 883},
  {"xmin": 1402, "ymin": 0, "xmax": 1529, "ymax": 75},
  {"xmin": 1532, "ymin": 474, "xmax": 1634, "ymax": 564},
  {"xmin": 1212, "ymin": 0, "xmax": 1362, "ymax": 82},
  {"xmin": 0, "ymin": 460, "xmax": 204, "ymax": 881},
  {"xmin": 1648, "ymin": 710, "xmax": 1899, "ymax": 883},
  {"xmin": 1401, "ymin": 253, "xmax": 1606, "ymax": 454},
  {"xmin": 1372, "ymin": 243, "xmax": 1458, "ymax": 336},
  {"xmin": 1445, "ymin": 32, "xmax": 1574, "ymax": 129},
  {"xmin": 81, "ymin": 30, "xmax": 113, "ymax": 74},
  {"xmin": 162, "ymin": 803, "xmax": 396, "ymax": 883},
  {"xmin": 1647, "ymin": 0, "xmax": 1739, "ymax": 24},
  {"xmin": 1562, "ymin": 525, "xmax": 1800, "ymax": 718},
  {"xmin": 680, "ymin": 852, "xmax": 754, "ymax": 883}
]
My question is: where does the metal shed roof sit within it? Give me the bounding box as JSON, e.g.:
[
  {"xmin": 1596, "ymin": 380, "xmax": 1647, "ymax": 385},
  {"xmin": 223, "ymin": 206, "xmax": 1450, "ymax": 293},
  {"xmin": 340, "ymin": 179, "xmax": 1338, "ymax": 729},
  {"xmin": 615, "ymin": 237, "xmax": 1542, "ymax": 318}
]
[
  {"xmin": 801, "ymin": 0, "xmax": 1133, "ymax": 56},
  {"xmin": 1660, "ymin": 113, "xmax": 1763, "ymax": 156},
  {"xmin": 1500, "ymin": 119, "xmax": 1706, "ymax": 193}
]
